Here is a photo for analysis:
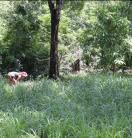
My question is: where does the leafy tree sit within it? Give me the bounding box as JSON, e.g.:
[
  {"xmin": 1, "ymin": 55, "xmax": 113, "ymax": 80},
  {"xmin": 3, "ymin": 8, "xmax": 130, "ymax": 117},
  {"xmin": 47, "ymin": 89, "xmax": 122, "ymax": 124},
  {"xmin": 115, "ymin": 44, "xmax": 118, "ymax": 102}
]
[
  {"xmin": 80, "ymin": 2, "xmax": 130, "ymax": 72},
  {"xmin": 1, "ymin": 1, "xmax": 50, "ymax": 76},
  {"xmin": 96, "ymin": 4, "xmax": 129, "ymax": 71}
]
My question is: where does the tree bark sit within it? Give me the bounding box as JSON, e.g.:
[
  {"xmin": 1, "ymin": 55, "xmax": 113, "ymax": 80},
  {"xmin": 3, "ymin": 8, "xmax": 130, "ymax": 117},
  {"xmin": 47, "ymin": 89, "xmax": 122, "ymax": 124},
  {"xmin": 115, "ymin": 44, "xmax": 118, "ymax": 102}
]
[
  {"xmin": 71, "ymin": 59, "xmax": 80, "ymax": 72},
  {"xmin": 48, "ymin": 0, "xmax": 63, "ymax": 79}
]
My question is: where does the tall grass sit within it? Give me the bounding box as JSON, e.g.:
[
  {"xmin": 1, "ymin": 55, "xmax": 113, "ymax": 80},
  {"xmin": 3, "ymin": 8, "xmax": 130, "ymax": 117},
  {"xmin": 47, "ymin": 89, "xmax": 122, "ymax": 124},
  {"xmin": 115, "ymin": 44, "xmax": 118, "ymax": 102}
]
[{"xmin": 0, "ymin": 74, "xmax": 131, "ymax": 138}]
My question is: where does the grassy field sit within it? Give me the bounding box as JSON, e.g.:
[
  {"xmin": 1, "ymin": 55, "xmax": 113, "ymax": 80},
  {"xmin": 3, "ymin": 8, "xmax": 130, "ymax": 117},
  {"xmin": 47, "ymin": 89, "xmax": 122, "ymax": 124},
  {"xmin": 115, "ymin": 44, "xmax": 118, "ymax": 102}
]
[{"xmin": 0, "ymin": 74, "xmax": 131, "ymax": 138}]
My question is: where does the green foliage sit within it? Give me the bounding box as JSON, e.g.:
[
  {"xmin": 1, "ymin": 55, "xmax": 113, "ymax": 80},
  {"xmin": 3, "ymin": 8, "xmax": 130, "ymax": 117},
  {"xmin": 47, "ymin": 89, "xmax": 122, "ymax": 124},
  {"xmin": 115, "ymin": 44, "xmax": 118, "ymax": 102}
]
[
  {"xmin": 79, "ymin": 1, "xmax": 131, "ymax": 71},
  {"xmin": 0, "ymin": 74, "xmax": 132, "ymax": 137},
  {"xmin": 0, "ymin": 1, "xmax": 50, "ymax": 76},
  {"xmin": 0, "ymin": 1, "xmax": 85, "ymax": 76},
  {"xmin": 96, "ymin": 5, "xmax": 129, "ymax": 68},
  {"xmin": 1, "ymin": 1, "xmax": 132, "ymax": 75}
]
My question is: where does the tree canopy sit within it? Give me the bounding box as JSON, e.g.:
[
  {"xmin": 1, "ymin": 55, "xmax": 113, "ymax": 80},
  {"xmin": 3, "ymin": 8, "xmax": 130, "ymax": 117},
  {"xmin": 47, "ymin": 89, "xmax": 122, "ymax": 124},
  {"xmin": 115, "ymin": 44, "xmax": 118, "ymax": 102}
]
[{"xmin": 0, "ymin": 1, "xmax": 132, "ymax": 77}]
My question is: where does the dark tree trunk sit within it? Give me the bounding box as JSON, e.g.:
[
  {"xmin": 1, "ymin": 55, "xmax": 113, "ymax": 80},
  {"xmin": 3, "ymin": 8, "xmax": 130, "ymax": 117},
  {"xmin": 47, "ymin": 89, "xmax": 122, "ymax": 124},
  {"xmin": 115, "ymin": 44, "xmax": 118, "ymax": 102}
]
[
  {"xmin": 71, "ymin": 59, "xmax": 80, "ymax": 72},
  {"xmin": 49, "ymin": 11, "xmax": 59, "ymax": 79},
  {"xmin": 48, "ymin": 0, "xmax": 63, "ymax": 79}
]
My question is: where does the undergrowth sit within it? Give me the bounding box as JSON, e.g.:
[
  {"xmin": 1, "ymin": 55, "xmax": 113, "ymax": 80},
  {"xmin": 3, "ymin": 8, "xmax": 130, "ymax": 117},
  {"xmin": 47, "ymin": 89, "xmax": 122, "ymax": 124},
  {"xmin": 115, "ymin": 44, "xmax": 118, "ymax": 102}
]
[{"xmin": 0, "ymin": 74, "xmax": 131, "ymax": 138}]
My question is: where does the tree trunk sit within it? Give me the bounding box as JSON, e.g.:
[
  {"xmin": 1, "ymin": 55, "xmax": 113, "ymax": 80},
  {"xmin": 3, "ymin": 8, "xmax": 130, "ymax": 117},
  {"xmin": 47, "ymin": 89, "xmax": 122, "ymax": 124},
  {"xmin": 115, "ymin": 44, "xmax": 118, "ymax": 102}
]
[
  {"xmin": 71, "ymin": 59, "xmax": 80, "ymax": 72},
  {"xmin": 48, "ymin": 0, "xmax": 63, "ymax": 79},
  {"xmin": 49, "ymin": 11, "xmax": 59, "ymax": 79}
]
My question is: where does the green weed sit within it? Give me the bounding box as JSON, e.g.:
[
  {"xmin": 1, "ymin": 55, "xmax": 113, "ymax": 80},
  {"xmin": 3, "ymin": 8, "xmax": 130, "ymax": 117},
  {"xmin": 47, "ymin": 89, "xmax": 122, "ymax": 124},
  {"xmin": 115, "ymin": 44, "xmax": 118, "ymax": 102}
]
[{"xmin": 0, "ymin": 74, "xmax": 131, "ymax": 138}]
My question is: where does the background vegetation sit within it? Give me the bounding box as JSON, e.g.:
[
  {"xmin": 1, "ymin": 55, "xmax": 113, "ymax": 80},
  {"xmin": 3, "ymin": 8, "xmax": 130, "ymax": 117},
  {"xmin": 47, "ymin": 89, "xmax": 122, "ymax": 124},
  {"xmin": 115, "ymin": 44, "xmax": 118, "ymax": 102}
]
[
  {"xmin": 0, "ymin": 1, "xmax": 132, "ymax": 138},
  {"xmin": 1, "ymin": 1, "xmax": 132, "ymax": 77}
]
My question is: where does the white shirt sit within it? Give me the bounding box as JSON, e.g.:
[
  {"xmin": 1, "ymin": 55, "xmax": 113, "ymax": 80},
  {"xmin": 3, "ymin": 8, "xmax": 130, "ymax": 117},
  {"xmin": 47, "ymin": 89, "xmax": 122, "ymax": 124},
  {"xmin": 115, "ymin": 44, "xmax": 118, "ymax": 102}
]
[{"xmin": 8, "ymin": 72, "xmax": 19, "ymax": 77}]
